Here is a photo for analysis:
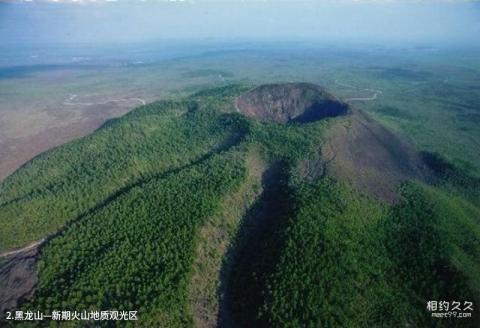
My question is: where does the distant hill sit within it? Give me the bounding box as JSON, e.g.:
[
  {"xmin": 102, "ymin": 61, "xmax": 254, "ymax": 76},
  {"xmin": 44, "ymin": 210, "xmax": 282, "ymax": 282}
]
[{"xmin": 0, "ymin": 83, "xmax": 478, "ymax": 327}]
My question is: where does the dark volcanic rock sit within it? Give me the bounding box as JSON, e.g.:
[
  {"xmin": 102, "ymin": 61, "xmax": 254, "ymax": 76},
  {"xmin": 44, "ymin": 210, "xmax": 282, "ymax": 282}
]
[
  {"xmin": 235, "ymin": 83, "xmax": 348, "ymax": 124},
  {"xmin": 236, "ymin": 82, "xmax": 429, "ymax": 202},
  {"xmin": 0, "ymin": 246, "xmax": 40, "ymax": 314}
]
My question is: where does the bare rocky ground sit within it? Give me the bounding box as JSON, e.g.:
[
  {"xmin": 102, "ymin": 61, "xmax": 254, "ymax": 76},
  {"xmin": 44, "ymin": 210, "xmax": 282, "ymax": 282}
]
[
  {"xmin": 321, "ymin": 109, "xmax": 428, "ymax": 203},
  {"xmin": 235, "ymin": 83, "xmax": 428, "ymax": 203},
  {"xmin": 0, "ymin": 243, "xmax": 41, "ymax": 314},
  {"xmin": 235, "ymin": 82, "xmax": 348, "ymax": 123}
]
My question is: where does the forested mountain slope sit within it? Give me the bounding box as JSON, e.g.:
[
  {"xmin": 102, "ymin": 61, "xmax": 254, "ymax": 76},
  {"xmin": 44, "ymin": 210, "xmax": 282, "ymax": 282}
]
[{"xmin": 0, "ymin": 83, "xmax": 478, "ymax": 327}]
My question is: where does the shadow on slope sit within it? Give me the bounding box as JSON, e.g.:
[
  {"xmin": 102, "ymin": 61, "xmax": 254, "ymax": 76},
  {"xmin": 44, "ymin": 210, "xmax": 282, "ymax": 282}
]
[{"xmin": 221, "ymin": 162, "xmax": 294, "ymax": 328}]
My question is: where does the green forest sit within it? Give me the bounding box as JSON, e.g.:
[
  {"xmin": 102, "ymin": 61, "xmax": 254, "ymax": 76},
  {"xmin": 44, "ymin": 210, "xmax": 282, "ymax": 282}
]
[
  {"xmin": 1, "ymin": 84, "xmax": 478, "ymax": 327},
  {"xmin": 229, "ymin": 178, "xmax": 479, "ymax": 327}
]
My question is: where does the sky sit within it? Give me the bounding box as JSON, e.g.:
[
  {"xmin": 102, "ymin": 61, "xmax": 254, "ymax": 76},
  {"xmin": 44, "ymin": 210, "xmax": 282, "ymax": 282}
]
[{"xmin": 0, "ymin": 0, "xmax": 479, "ymax": 46}]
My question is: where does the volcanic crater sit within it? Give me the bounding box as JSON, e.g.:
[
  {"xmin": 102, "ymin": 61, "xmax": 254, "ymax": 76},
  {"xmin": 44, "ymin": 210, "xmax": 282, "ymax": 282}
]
[
  {"xmin": 235, "ymin": 82, "xmax": 349, "ymax": 124},
  {"xmin": 235, "ymin": 82, "xmax": 428, "ymax": 202}
]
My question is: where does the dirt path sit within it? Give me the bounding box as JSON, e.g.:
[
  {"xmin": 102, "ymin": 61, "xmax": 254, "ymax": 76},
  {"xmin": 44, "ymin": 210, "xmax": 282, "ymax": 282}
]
[
  {"xmin": 334, "ymin": 80, "xmax": 383, "ymax": 102},
  {"xmin": 64, "ymin": 94, "xmax": 146, "ymax": 107},
  {"xmin": 234, "ymin": 97, "xmax": 241, "ymax": 113},
  {"xmin": 344, "ymin": 93, "xmax": 380, "ymax": 102},
  {"xmin": 0, "ymin": 239, "xmax": 45, "ymax": 258}
]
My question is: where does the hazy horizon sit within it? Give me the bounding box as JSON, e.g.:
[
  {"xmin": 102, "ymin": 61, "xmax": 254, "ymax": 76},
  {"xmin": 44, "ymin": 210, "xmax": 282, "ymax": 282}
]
[{"xmin": 1, "ymin": 0, "xmax": 480, "ymax": 47}]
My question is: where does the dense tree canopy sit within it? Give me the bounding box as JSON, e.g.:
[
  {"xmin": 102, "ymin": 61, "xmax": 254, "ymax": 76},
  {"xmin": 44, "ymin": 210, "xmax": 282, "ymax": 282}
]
[{"xmin": 1, "ymin": 85, "xmax": 478, "ymax": 327}]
